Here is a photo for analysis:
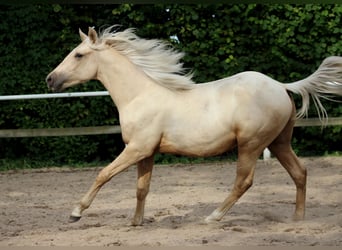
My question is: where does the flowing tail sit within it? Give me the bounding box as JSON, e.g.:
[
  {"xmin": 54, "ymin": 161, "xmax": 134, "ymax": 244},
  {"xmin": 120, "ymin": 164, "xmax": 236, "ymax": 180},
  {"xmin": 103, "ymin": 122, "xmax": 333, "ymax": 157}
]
[{"xmin": 285, "ymin": 56, "xmax": 342, "ymax": 122}]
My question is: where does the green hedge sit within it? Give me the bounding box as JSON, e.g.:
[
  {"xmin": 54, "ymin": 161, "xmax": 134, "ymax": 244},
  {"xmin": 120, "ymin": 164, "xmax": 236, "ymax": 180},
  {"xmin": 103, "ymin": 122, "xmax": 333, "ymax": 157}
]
[{"xmin": 0, "ymin": 4, "xmax": 341, "ymax": 167}]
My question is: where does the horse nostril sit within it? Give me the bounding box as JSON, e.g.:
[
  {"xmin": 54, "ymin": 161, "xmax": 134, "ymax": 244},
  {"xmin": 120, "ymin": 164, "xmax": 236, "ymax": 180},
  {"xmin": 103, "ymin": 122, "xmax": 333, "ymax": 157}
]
[{"xmin": 46, "ymin": 73, "xmax": 55, "ymax": 88}]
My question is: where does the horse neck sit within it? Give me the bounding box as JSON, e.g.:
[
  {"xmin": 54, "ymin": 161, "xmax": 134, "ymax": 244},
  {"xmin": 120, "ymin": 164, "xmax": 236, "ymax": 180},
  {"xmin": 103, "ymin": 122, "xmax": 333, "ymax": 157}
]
[{"xmin": 96, "ymin": 49, "xmax": 155, "ymax": 110}]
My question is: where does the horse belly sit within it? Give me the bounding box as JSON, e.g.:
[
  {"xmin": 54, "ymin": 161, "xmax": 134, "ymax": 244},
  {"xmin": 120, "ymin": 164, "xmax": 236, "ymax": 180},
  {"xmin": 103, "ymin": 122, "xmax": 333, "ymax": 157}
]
[{"xmin": 158, "ymin": 125, "xmax": 237, "ymax": 157}]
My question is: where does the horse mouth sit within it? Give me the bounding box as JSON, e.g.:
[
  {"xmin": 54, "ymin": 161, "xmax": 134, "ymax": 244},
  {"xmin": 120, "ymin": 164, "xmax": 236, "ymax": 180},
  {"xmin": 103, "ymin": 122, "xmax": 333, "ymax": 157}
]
[{"xmin": 49, "ymin": 82, "xmax": 64, "ymax": 92}]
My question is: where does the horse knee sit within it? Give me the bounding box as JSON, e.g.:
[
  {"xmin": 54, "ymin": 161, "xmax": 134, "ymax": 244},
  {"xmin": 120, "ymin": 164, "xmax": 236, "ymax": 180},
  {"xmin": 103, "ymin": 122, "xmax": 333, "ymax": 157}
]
[
  {"xmin": 246, "ymin": 178, "xmax": 253, "ymax": 188},
  {"xmin": 243, "ymin": 178, "xmax": 253, "ymax": 191},
  {"xmin": 234, "ymin": 177, "xmax": 253, "ymax": 196},
  {"xmin": 96, "ymin": 168, "xmax": 111, "ymax": 185}
]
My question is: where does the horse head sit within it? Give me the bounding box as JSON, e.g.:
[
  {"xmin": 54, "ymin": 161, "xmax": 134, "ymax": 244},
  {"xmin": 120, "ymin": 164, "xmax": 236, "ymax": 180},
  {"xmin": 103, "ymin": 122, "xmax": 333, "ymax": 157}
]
[{"xmin": 46, "ymin": 27, "xmax": 100, "ymax": 92}]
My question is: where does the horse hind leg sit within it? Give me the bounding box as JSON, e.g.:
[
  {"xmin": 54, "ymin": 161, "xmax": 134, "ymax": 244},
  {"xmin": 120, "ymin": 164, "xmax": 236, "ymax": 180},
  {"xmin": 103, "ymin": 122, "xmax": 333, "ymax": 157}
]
[
  {"xmin": 268, "ymin": 119, "xmax": 307, "ymax": 221},
  {"xmin": 205, "ymin": 146, "xmax": 260, "ymax": 223}
]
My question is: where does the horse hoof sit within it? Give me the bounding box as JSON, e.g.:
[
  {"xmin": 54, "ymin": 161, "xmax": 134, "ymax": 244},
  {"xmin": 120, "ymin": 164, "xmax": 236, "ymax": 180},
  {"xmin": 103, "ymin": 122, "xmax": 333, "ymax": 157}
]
[
  {"xmin": 131, "ymin": 220, "xmax": 143, "ymax": 227},
  {"xmin": 69, "ymin": 215, "xmax": 81, "ymax": 223},
  {"xmin": 204, "ymin": 216, "xmax": 217, "ymax": 224}
]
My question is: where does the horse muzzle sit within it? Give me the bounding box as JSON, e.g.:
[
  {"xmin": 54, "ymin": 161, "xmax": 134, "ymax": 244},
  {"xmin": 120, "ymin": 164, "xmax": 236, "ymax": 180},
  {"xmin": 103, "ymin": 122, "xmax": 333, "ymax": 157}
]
[{"xmin": 46, "ymin": 72, "xmax": 65, "ymax": 92}]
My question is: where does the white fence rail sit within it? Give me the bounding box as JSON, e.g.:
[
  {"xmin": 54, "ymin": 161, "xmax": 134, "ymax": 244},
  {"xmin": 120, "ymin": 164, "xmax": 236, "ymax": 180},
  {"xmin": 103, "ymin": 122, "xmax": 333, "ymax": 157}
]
[
  {"xmin": 0, "ymin": 91, "xmax": 109, "ymax": 101},
  {"xmin": 0, "ymin": 91, "xmax": 341, "ymax": 138}
]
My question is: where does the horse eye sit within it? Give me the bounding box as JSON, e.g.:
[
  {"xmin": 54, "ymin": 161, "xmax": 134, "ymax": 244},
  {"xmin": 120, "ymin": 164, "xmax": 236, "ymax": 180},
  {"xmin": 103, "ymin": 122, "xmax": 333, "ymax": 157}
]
[{"xmin": 75, "ymin": 53, "xmax": 83, "ymax": 59}]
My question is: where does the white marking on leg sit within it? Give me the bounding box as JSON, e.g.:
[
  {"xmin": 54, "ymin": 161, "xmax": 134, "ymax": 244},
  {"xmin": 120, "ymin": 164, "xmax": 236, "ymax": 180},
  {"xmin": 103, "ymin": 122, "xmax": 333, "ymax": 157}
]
[{"xmin": 205, "ymin": 209, "xmax": 223, "ymax": 223}]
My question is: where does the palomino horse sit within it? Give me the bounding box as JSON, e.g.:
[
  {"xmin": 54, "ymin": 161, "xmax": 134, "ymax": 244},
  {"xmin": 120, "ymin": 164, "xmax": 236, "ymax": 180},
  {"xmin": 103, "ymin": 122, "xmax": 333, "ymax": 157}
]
[{"xmin": 46, "ymin": 26, "xmax": 342, "ymax": 226}]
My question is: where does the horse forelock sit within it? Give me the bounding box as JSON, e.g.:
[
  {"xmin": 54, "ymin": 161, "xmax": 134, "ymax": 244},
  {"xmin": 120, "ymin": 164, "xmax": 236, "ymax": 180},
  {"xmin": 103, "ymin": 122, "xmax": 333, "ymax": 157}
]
[{"xmin": 94, "ymin": 25, "xmax": 195, "ymax": 90}]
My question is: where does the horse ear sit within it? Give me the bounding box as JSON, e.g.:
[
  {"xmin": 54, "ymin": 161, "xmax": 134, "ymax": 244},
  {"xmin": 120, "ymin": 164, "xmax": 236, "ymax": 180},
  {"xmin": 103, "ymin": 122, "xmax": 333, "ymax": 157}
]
[
  {"xmin": 88, "ymin": 27, "xmax": 98, "ymax": 44},
  {"xmin": 79, "ymin": 28, "xmax": 87, "ymax": 42}
]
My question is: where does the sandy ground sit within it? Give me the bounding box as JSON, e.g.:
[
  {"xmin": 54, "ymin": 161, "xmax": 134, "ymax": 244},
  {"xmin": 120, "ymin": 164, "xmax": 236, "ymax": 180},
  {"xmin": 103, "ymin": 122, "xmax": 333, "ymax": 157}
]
[{"xmin": 0, "ymin": 156, "xmax": 341, "ymax": 246}]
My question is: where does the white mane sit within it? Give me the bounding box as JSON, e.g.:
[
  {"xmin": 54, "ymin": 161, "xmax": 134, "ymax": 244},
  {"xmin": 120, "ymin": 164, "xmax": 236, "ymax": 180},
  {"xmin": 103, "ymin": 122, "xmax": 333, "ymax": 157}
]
[{"xmin": 98, "ymin": 26, "xmax": 195, "ymax": 90}]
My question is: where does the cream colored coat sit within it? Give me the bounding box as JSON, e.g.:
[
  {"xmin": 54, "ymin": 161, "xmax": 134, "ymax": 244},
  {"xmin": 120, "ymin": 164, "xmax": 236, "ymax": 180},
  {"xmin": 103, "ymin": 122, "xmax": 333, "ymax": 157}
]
[{"xmin": 46, "ymin": 26, "xmax": 342, "ymax": 226}]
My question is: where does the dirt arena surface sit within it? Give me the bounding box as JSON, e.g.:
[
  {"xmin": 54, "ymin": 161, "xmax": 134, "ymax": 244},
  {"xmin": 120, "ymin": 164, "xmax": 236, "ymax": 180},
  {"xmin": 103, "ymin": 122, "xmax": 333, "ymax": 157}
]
[{"xmin": 0, "ymin": 156, "xmax": 341, "ymax": 246}]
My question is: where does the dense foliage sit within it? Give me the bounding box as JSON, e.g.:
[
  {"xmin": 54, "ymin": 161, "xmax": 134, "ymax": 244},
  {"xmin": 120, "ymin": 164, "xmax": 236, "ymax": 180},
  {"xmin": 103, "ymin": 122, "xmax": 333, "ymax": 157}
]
[{"xmin": 0, "ymin": 4, "xmax": 341, "ymax": 167}]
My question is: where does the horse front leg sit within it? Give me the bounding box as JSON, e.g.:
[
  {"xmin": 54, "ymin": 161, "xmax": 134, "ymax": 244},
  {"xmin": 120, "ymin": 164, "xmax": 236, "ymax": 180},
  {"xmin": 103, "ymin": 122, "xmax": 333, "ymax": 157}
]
[
  {"xmin": 69, "ymin": 145, "xmax": 152, "ymax": 223},
  {"xmin": 131, "ymin": 155, "xmax": 154, "ymax": 226}
]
